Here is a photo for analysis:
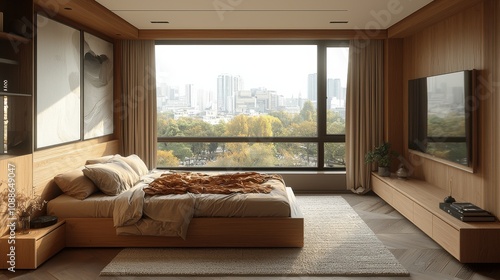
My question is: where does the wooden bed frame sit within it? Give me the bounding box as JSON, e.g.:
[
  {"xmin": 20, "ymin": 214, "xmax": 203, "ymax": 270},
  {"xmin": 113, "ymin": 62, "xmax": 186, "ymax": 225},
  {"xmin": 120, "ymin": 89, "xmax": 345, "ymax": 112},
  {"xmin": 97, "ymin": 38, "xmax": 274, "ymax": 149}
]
[
  {"xmin": 64, "ymin": 188, "xmax": 304, "ymax": 248},
  {"xmin": 34, "ymin": 140, "xmax": 304, "ymax": 248}
]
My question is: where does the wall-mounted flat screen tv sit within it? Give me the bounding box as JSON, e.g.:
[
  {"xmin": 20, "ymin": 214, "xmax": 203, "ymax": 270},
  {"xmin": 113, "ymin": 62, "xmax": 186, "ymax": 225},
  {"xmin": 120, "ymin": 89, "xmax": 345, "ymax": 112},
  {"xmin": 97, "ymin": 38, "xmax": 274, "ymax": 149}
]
[{"xmin": 408, "ymin": 70, "xmax": 475, "ymax": 169}]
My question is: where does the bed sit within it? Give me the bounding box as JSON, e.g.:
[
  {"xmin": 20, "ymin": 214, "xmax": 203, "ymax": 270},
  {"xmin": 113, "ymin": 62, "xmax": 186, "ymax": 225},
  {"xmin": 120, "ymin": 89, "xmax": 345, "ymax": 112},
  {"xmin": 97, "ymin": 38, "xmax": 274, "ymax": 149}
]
[{"xmin": 47, "ymin": 154, "xmax": 304, "ymax": 248}]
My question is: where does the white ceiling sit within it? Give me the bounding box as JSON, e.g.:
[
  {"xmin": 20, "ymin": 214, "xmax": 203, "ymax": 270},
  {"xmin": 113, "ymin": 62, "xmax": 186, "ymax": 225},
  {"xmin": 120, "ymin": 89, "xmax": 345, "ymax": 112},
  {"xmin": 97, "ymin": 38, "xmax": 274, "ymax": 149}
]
[{"xmin": 96, "ymin": 0, "xmax": 433, "ymax": 30}]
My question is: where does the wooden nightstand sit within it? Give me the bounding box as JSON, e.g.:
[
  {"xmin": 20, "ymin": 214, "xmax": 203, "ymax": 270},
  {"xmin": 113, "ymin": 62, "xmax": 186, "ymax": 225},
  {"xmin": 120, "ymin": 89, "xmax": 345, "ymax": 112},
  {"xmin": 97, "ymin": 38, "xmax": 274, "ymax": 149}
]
[{"xmin": 0, "ymin": 220, "xmax": 65, "ymax": 269}]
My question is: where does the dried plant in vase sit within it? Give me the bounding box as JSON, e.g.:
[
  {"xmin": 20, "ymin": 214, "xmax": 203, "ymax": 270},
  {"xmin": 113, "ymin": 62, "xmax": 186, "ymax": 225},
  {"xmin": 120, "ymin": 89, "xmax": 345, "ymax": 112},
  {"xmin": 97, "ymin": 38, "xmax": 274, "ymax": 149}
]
[{"xmin": 0, "ymin": 182, "xmax": 47, "ymax": 234}]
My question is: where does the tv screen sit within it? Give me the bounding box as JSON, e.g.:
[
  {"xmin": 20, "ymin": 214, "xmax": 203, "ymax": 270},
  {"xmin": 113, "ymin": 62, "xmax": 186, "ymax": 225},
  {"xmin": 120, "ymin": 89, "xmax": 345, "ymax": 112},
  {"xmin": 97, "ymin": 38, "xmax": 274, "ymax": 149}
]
[{"xmin": 408, "ymin": 70, "xmax": 474, "ymax": 168}]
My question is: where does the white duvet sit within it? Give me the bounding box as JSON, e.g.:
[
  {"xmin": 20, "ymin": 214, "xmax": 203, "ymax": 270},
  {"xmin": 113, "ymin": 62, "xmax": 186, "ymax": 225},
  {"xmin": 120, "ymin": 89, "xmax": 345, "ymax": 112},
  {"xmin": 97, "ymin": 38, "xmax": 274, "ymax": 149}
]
[{"xmin": 112, "ymin": 172, "xmax": 290, "ymax": 239}]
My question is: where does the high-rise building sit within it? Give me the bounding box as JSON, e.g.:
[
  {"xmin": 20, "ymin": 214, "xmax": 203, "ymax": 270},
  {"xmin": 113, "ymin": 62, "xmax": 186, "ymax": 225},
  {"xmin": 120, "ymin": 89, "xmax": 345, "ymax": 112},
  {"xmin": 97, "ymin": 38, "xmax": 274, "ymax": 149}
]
[
  {"xmin": 327, "ymin": 78, "xmax": 342, "ymax": 110},
  {"xmin": 185, "ymin": 84, "xmax": 194, "ymax": 108},
  {"xmin": 217, "ymin": 74, "xmax": 242, "ymax": 114},
  {"xmin": 307, "ymin": 73, "xmax": 317, "ymax": 101}
]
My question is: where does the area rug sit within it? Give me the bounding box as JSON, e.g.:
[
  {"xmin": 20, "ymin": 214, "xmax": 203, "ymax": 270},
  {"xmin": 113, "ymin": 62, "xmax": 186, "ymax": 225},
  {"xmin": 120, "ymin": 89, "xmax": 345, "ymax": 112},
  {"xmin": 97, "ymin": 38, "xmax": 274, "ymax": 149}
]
[{"xmin": 100, "ymin": 195, "xmax": 409, "ymax": 277}]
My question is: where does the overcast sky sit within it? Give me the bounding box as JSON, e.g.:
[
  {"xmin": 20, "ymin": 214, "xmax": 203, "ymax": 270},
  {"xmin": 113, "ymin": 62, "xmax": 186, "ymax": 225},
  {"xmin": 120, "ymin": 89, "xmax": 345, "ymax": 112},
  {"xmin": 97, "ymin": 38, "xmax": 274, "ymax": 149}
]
[{"xmin": 156, "ymin": 45, "xmax": 348, "ymax": 98}]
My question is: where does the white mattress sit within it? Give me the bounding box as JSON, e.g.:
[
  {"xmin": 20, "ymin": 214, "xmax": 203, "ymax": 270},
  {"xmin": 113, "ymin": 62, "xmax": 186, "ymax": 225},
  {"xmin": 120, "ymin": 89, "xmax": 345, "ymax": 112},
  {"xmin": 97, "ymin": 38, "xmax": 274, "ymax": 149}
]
[{"xmin": 47, "ymin": 174, "xmax": 291, "ymax": 219}]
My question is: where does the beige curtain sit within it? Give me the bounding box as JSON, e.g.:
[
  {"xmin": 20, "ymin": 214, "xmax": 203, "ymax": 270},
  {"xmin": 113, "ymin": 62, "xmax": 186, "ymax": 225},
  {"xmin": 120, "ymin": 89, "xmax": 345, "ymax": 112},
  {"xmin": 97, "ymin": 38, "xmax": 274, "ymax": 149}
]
[
  {"xmin": 345, "ymin": 40, "xmax": 384, "ymax": 194},
  {"xmin": 120, "ymin": 40, "xmax": 157, "ymax": 169}
]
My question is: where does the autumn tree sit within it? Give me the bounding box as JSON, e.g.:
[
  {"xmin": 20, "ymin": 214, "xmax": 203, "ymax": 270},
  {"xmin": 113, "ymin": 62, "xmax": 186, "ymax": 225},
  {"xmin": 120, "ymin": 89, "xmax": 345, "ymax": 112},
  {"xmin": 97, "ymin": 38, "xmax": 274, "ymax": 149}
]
[
  {"xmin": 208, "ymin": 143, "xmax": 277, "ymax": 167},
  {"xmin": 157, "ymin": 150, "xmax": 180, "ymax": 167},
  {"xmin": 248, "ymin": 115, "xmax": 276, "ymax": 137},
  {"xmin": 225, "ymin": 115, "xmax": 249, "ymax": 136}
]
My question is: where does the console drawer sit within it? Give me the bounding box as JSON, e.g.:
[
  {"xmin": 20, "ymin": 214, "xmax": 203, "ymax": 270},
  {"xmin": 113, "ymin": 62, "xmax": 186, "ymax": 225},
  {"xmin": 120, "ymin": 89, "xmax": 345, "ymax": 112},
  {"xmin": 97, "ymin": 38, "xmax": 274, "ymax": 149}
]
[{"xmin": 432, "ymin": 216, "xmax": 460, "ymax": 259}]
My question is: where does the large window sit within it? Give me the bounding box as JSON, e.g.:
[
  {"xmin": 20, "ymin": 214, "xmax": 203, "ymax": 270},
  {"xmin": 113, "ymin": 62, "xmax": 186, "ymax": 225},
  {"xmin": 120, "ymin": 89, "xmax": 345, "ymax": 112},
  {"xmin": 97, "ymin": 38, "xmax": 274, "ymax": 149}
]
[{"xmin": 156, "ymin": 41, "xmax": 348, "ymax": 170}]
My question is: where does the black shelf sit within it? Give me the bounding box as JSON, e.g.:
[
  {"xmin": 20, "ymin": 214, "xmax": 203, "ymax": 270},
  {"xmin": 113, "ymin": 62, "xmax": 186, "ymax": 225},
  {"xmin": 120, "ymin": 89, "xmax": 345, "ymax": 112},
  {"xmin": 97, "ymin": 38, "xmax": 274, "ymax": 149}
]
[
  {"xmin": 0, "ymin": 92, "xmax": 31, "ymax": 97},
  {"xmin": 0, "ymin": 31, "xmax": 30, "ymax": 43}
]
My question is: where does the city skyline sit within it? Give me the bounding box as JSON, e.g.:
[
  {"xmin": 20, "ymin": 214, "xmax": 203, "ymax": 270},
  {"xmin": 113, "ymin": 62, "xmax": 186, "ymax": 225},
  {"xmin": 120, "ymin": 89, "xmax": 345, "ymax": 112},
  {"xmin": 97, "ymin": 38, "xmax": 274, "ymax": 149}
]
[{"xmin": 157, "ymin": 72, "xmax": 346, "ymax": 110}]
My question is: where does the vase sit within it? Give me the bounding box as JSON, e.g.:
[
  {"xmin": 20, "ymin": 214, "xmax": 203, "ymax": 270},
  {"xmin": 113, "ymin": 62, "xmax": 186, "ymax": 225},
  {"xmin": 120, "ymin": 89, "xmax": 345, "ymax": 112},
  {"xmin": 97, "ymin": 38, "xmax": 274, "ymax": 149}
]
[
  {"xmin": 18, "ymin": 214, "xmax": 30, "ymax": 234},
  {"xmin": 378, "ymin": 166, "xmax": 390, "ymax": 177}
]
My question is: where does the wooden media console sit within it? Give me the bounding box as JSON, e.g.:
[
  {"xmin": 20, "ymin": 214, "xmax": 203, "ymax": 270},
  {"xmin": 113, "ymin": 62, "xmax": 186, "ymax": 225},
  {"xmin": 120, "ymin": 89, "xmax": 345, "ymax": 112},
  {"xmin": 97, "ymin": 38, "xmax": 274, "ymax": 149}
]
[{"xmin": 371, "ymin": 173, "xmax": 500, "ymax": 263}]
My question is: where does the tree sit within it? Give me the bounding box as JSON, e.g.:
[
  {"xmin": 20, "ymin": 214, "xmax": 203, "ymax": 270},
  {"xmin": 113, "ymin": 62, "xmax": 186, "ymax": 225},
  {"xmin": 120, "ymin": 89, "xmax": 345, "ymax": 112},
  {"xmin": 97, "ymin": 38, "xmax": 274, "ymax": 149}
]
[
  {"xmin": 248, "ymin": 115, "xmax": 274, "ymax": 137},
  {"xmin": 208, "ymin": 143, "xmax": 277, "ymax": 167},
  {"xmin": 158, "ymin": 142, "xmax": 193, "ymax": 161},
  {"xmin": 287, "ymin": 121, "xmax": 317, "ymax": 164},
  {"xmin": 324, "ymin": 143, "xmax": 346, "ymax": 167},
  {"xmin": 326, "ymin": 110, "xmax": 345, "ymax": 134},
  {"xmin": 213, "ymin": 121, "xmax": 227, "ymax": 137},
  {"xmin": 225, "ymin": 115, "xmax": 249, "ymax": 136},
  {"xmin": 298, "ymin": 100, "xmax": 316, "ymax": 122},
  {"xmin": 269, "ymin": 111, "xmax": 294, "ymax": 127},
  {"xmin": 157, "ymin": 150, "xmax": 180, "ymax": 167},
  {"xmin": 157, "ymin": 113, "xmax": 181, "ymax": 137}
]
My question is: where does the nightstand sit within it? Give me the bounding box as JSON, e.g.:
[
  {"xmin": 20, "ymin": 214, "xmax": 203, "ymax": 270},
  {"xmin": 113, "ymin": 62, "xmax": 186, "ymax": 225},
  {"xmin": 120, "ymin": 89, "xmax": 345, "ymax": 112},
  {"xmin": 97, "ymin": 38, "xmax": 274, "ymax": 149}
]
[{"xmin": 0, "ymin": 220, "xmax": 65, "ymax": 269}]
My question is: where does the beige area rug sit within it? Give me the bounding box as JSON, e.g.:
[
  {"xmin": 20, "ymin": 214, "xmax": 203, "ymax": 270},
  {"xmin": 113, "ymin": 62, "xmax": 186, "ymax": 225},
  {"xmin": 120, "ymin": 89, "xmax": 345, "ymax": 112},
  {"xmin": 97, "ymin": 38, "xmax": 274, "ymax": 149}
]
[{"xmin": 100, "ymin": 195, "xmax": 409, "ymax": 277}]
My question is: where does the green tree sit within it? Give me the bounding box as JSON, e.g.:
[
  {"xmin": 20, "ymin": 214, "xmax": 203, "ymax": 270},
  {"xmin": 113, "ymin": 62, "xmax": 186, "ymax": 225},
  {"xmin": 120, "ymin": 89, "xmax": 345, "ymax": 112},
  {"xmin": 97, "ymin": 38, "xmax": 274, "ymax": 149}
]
[
  {"xmin": 324, "ymin": 143, "xmax": 346, "ymax": 167},
  {"xmin": 269, "ymin": 111, "xmax": 294, "ymax": 127},
  {"xmin": 298, "ymin": 100, "xmax": 316, "ymax": 122},
  {"xmin": 286, "ymin": 121, "xmax": 317, "ymax": 164},
  {"xmin": 326, "ymin": 110, "xmax": 345, "ymax": 134},
  {"xmin": 157, "ymin": 113, "xmax": 181, "ymax": 137},
  {"xmin": 213, "ymin": 121, "xmax": 227, "ymax": 137},
  {"xmin": 158, "ymin": 143, "xmax": 193, "ymax": 161}
]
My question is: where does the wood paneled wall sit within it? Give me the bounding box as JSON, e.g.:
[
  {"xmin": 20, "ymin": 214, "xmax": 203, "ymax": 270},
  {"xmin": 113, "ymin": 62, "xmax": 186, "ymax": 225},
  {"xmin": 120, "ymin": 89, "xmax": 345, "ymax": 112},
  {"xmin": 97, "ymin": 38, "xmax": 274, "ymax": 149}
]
[
  {"xmin": 388, "ymin": 0, "xmax": 499, "ymax": 214},
  {"xmin": 384, "ymin": 38, "xmax": 404, "ymax": 168}
]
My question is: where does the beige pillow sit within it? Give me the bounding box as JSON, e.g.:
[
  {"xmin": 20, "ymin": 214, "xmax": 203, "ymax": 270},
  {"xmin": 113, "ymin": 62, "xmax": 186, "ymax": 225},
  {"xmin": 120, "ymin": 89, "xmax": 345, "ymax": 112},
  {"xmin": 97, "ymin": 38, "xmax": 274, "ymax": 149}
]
[
  {"xmin": 83, "ymin": 161, "xmax": 140, "ymax": 196},
  {"xmin": 113, "ymin": 154, "xmax": 149, "ymax": 177},
  {"xmin": 54, "ymin": 167, "xmax": 99, "ymax": 200}
]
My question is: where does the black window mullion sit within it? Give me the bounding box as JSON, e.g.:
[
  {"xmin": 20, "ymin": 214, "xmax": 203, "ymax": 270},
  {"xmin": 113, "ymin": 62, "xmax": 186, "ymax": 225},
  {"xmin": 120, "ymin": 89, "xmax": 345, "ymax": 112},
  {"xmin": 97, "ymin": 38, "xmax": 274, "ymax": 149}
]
[
  {"xmin": 317, "ymin": 43, "xmax": 327, "ymax": 169},
  {"xmin": 157, "ymin": 137, "xmax": 320, "ymax": 143}
]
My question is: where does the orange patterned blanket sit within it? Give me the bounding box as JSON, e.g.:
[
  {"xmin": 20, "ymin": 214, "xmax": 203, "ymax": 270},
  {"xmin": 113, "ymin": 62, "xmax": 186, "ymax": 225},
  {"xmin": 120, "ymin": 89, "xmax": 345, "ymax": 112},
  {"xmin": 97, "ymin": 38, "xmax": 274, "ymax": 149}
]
[{"xmin": 144, "ymin": 172, "xmax": 283, "ymax": 195}]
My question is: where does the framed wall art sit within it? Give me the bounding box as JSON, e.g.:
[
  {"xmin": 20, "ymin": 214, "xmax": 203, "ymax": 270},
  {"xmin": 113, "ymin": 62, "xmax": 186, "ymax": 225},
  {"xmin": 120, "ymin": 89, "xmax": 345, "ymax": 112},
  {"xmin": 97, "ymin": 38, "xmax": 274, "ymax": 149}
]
[
  {"xmin": 36, "ymin": 14, "xmax": 81, "ymax": 148},
  {"xmin": 83, "ymin": 32, "xmax": 114, "ymax": 139}
]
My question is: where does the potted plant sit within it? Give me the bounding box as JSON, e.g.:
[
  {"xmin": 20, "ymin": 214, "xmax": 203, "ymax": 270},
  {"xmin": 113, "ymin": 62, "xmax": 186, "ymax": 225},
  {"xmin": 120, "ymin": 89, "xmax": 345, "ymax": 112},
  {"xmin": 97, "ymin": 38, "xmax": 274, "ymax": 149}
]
[{"xmin": 365, "ymin": 142, "xmax": 398, "ymax": 177}]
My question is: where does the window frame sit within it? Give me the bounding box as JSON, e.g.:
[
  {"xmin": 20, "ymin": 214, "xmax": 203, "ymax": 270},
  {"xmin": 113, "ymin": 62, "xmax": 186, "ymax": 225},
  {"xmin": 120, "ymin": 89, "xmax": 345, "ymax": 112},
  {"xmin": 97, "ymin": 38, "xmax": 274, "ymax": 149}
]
[{"xmin": 156, "ymin": 40, "xmax": 348, "ymax": 171}]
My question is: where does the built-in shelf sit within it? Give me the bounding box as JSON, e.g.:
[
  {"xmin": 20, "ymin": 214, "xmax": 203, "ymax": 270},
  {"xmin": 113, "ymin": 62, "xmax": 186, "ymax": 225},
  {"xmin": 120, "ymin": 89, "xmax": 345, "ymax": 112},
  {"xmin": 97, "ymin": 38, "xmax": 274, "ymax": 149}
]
[{"xmin": 0, "ymin": 31, "xmax": 30, "ymax": 43}]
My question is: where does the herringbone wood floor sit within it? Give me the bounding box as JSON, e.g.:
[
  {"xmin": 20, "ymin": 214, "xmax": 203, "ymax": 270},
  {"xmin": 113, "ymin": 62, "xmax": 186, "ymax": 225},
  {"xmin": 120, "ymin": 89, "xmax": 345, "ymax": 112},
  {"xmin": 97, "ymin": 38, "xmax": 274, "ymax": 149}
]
[{"xmin": 2, "ymin": 192, "xmax": 500, "ymax": 280}]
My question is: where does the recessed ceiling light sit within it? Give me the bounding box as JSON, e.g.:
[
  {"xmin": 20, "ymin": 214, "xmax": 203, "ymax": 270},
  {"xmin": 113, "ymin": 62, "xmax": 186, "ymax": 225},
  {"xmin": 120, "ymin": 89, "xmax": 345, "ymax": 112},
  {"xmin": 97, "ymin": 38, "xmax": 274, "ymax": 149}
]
[
  {"xmin": 151, "ymin": 21, "xmax": 170, "ymax": 24},
  {"xmin": 330, "ymin": 21, "xmax": 348, "ymax": 24}
]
